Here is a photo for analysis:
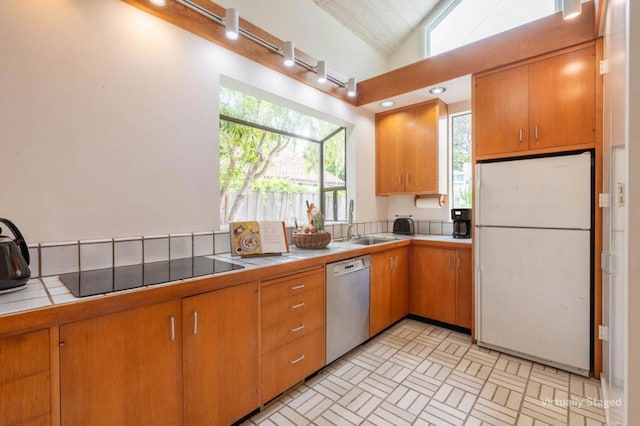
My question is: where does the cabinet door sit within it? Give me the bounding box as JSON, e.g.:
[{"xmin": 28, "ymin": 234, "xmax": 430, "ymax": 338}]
[
  {"xmin": 376, "ymin": 110, "xmax": 407, "ymax": 194},
  {"xmin": 474, "ymin": 65, "xmax": 529, "ymax": 156},
  {"xmin": 183, "ymin": 282, "xmax": 259, "ymax": 426},
  {"xmin": 410, "ymin": 246, "xmax": 457, "ymax": 324},
  {"xmin": 456, "ymin": 248, "xmax": 473, "ymax": 329},
  {"xmin": 60, "ymin": 301, "xmax": 182, "ymax": 426},
  {"xmin": 0, "ymin": 329, "xmax": 51, "ymax": 425},
  {"xmin": 406, "ymin": 102, "xmax": 438, "ymax": 194},
  {"xmin": 369, "ymin": 251, "xmax": 391, "ymax": 336},
  {"xmin": 390, "ymin": 247, "xmax": 409, "ymax": 323},
  {"xmin": 528, "ymin": 46, "xmax": 596, "ymax": 149}
]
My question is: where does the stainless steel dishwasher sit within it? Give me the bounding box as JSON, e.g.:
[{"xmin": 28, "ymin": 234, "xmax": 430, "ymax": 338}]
[{"xmin": 326, "ymin": 255, "xmax": 370, "ymax": 364}]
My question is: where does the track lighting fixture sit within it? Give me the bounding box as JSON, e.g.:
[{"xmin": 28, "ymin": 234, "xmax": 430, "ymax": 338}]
[
  {"xmin": 347, "ymin": 78, "xmax": 357, "ymax": 97},
  {"xmin": 225, "ymin": 8, "xmax": 239, "ymax": 40},
  {"xmin": 317, "ymin": 61, "xmax": 327, "ymax": 83},
  {"xmin": 562, "ymin": 0, "xmax": 582, "ymax": 20},
  {"xmin": 283, "ymin": 41, "xmax": 295, "ymax": 67},
  {"xmin": 174, "ymin": 1, "xmax": 356, "ymax": 98}
]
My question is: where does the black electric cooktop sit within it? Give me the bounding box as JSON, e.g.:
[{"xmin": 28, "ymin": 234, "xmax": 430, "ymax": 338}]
[{"xmin": 59, "ymin": 257, "xmax": 244, "ymax": 298}]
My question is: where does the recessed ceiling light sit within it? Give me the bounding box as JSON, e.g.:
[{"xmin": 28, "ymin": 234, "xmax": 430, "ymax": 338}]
[
  {"xmin": 150, "ymin": 0, "xmax": 166, "ymax": 5},
  {"xmin": 429, "ymin": 86, "xmax": 446, "ymax": 95},
  {"xmin": 380, "ymin": 101, "xmax": 395, "ymax": 107}
]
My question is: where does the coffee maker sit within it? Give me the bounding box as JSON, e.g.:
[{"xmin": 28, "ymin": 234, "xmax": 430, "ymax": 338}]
[{"xmin": 451, "ymin": 208, "xmax": 471, "ymax": 239}]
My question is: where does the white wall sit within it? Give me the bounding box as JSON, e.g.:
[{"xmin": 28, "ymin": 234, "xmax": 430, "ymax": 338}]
[
  {"xmin": 214, "ymin": 0, "xmax": 388, "ymax": 80},
  {"xmin": 603, "ymin": 0, "xmax": 640, "ymax": 423},
  {"xmin": 0, "ymin": 0, "xmax": 378, "ymax": 243},
  {"xmin": 626, "ymin": 0, "xmax": 640, "ymax": 422}
]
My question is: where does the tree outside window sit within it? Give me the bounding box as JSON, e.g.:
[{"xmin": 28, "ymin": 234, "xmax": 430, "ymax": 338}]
[
  {"xmin": 219, "ymin": 87, "xmax": 346, "ymax": 227},
  {"xmin": 452, "ymin": 113, "xmax": 472, "ymax": 208}
]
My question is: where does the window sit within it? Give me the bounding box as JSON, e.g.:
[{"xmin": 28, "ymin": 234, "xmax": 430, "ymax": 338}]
[
  {"xmin": 219, "ymin": 87, "xmax": 346, "ymax": 228},
  {"xmin": 425, "ymin": 0, "xmax": 560, "ymax": 58},
  {"xmin": 451, "ymin": 112, "xmax": 472, "ymax": 208}
]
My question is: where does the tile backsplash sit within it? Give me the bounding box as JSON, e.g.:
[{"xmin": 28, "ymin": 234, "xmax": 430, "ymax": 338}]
[{"xmin": 28, "ymin": 219, "xmax": 454, "ymax": 277}]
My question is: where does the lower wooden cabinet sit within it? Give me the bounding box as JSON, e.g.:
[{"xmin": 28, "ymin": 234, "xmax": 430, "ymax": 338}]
[
  {"xmin": 370, "ymin": 247, "xmax": 409, "ymax": 336},
  {"xmin": 0, "ymin": 329, "xmax": 51, "ymax": 426},
  {"xmin": 182, "ymin": 281, "xmax": 259, "ymax": 426},
  {"xmin": 410, "ymin": 245, "xmax": 472, "ymax": 328},
  {"xmin": 60, "ymin": 300, "xmax": 183, "ymax": 426},
  {"xmin": 260, "ymin": 268, "xmax": 325, "ymax": 404}
]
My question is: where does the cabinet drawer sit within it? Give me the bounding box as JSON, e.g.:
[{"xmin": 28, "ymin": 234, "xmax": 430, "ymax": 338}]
[
  {"xmin": 261, "ymin": 284, "xmax": 324, "ymax": 329},
  {"xmin": 261, "ymin": 268, "xmax": 324, "ymax": 304},
  {"xmin": 261, "ymin": 328, "xmax": 325, "ymax": 404},
  {"xmin": 261, "ymin": 306, "xmax": 324, "ymax": 353}
]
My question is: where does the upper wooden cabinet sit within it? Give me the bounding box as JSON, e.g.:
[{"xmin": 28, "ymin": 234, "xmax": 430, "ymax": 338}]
[
  {"xmin": 376, "ymin": 100, "xmax": 448, "ymax": 195},
  {"xmin": 0, "ymin": 329, "xmax": 51, "ymax": 425},
  {"xmin": 474, "ymin": 44, "xmax": 596, "ymax": 158}
]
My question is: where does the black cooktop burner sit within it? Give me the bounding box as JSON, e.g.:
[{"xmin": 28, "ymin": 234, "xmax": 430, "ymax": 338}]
[{"xmin": 59, "ymin": 257, "xmax": 244, "ymax": 298}]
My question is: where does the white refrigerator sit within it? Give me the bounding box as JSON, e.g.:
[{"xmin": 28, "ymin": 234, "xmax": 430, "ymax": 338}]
[{"xmin": 475, "ymin": 152, "xmax": 592, "ymax": 376}]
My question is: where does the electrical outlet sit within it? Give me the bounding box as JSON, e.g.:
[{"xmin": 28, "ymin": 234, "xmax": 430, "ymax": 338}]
[
  {"xmin": 599, "ymin": 325, "xmax": 609, "ymax": 341},
  {"xmin": 617, "ymin": 183, "xmax": 625, "ymax": 207},
  {"xmin": 599, "ymin": 193, "xmax": 610, "ymax": 208}
]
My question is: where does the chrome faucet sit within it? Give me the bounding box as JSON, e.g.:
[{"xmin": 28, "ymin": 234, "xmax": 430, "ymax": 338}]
[{"xmin": 347, "ymin": 199, "xmax": 355, "ymax": 240}]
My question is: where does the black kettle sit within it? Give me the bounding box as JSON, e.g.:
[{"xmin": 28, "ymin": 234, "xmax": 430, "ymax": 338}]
[{"xmin": 0, "ymin": 218, "xmax": 31, "ymax": 291}]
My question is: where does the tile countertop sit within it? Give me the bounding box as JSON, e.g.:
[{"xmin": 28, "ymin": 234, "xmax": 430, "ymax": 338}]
[{"xmin": 0, "ymin": 234, "xmax": 471, "ymax": 317}]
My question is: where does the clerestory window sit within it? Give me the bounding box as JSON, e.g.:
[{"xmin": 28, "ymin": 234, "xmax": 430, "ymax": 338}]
[{"xmin": 424, "ymin": 0, "xmax": 562, "ymax": 58}]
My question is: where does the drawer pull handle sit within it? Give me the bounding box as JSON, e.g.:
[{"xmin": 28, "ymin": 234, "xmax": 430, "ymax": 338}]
[
  {"xmin": 290, "ymin": 354, "xmax": 305, "ymax": 364},
  {"xmin": 290, "ymin": 324, "xmax": 305, "ymax": 333},
  {"xmin": 290, "ymin": 284, "xmax": 305, "ymax": 291},
  {"xmin": 170, "ymin": 316, "xmax": 175, "ymax": 342},
  {"xmin": 290, "ymin": 302, "xmax": 305, "ymax": 310}
]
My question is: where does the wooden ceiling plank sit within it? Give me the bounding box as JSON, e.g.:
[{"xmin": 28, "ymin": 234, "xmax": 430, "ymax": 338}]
[{"xmin": 356, "ymin": 1, "xmax": 597, "ymax": 105}]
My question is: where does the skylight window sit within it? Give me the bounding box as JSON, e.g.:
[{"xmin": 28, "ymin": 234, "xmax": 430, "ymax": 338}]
[{"xmin": 425, "ymin": 0, "xmax": 560, "ymax": 58}]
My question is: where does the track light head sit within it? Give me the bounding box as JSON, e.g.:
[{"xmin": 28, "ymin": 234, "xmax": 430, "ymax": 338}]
[
  {"xmin": 225, "ymin": 8, "xmax": 239, "ymax": 40},
  {"xmin": 562, "ymin": 0, "xmax": 582, "ymax": 20},
  {"xmin": 317, "ymin": 61, "xmax": 327, "ymax": 83},
  {"xmin": 347, "ymin": 77, "xmax": 357, "ymax": 97},
  {"xmin": 283, "ymin": 41, "xmax": 295, "ymax": 67}
]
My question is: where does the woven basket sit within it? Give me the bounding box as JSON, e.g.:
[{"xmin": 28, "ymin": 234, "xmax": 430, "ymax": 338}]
[{"xmin": 292, "ymin": 231, "xmax": 332, "ymax": 249}]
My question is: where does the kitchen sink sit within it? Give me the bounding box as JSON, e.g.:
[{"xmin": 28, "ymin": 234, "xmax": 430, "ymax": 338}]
[{"xmin": 349, "ymin": 237, "xmax": 397, "ymax": 246}]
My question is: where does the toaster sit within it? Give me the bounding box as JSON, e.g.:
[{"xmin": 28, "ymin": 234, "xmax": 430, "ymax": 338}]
[{"xmin": 392, "ymin": 216, "xmax": 415, "ymax": 235}]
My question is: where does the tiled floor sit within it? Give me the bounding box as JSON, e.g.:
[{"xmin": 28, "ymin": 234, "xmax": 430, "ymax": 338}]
[{"xmin": 245, "ymin": 319, "xmax": 606, "ymax": 426}]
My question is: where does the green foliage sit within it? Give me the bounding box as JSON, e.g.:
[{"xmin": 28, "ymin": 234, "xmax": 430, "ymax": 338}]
[
  {"xmin": 251, "ymin": 178, "xmax": 307, "ymax": 194},
  {"xmin": 219, "ymin": 86, "xmax": 347, "ymax": 223},
  {"xmin": 452, "ymin": 113, "xmax": 472, "ymax": 172},
  {"xmin": 456, "ymin": 185, "xmax": 473, "ymax": 208}
]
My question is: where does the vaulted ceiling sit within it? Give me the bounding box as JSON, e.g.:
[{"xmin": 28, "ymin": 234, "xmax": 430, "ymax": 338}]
[{"xmin": 312, "ymin": 0, "xmax": 443, "ymax": 56}]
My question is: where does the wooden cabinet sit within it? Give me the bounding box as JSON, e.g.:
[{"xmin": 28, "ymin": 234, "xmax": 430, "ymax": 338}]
[
  {"xmin": 60, "ymin": 300, "xmax": 183, "ymax": 426},
  {"xmin": 182, "ymin": 282, "xmax": 259, "ymax": 426},
  {"xmin": 370, "ymin": 247, "xmax": 409, "ymax": 336},
  {"xmin": 410, "ymin": 245, "xmax": 472, "ymax": 328},
  {"xmin": 376, "ymin": 99, "xmax": 448, "ymax": 195},
  {"xmin": 260, "ymin": 268, "xmax": 325, "ymax": 404},
  {"xmin": 0, "ymin": 329, "xmax": 51, "ymax": 425},
  {"xmin": 474, "ymin": 44, "xmax": 596, "ymax": 158}
]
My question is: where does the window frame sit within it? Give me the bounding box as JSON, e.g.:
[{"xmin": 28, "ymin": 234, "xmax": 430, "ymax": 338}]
[
  {"xmin": 218, "ymin": 114, "xmax": 347, "ymax": 226},
  {"xmin": 450, "ymin": 111, "xmax": 472, "ymax": 209}
]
